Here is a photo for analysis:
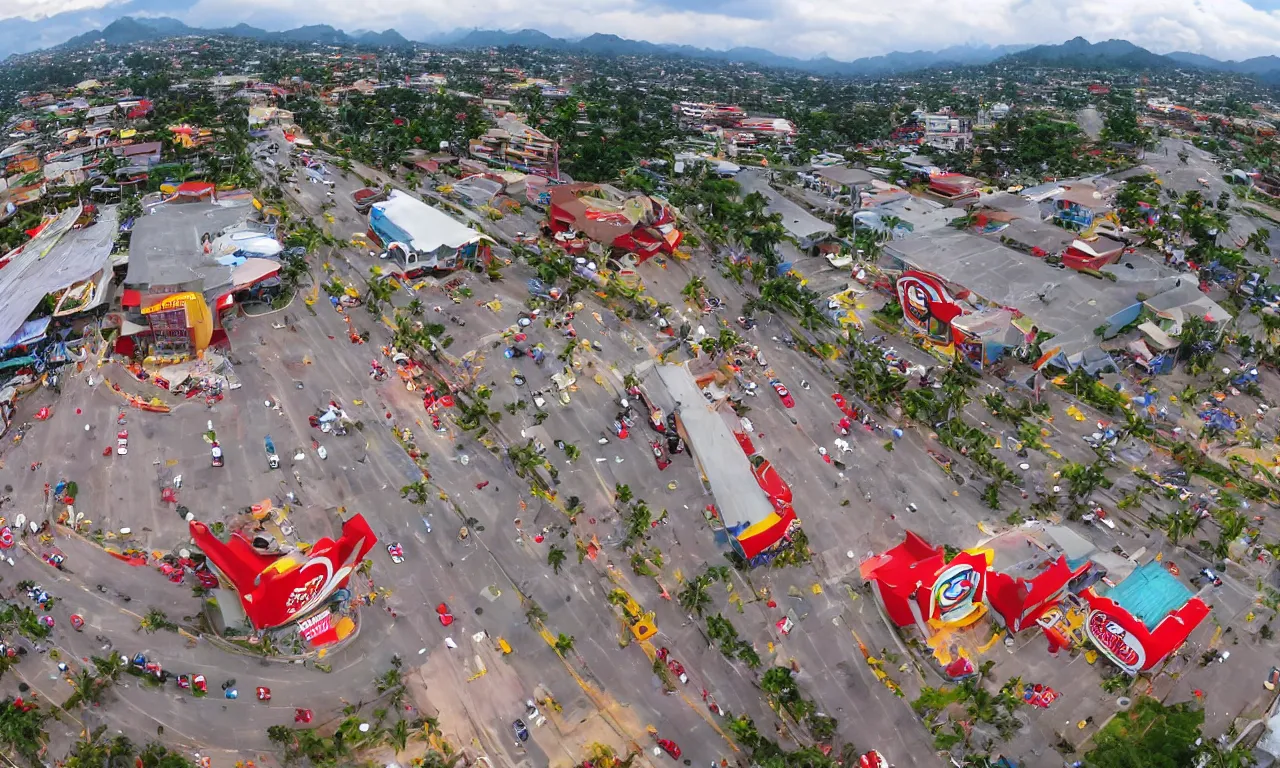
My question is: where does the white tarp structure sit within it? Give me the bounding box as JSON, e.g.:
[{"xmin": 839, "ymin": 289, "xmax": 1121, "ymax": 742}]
[
  {"xmin": 0, "ymin": 204, "xmax": 118, "ymax": 344},
  {"xmin": 369, "ymin": 190, "xmax": 494, "ymax": 257}
]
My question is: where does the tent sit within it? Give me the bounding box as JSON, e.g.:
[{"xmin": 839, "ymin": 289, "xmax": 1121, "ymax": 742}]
[{"xmin": 232, "ymin": 258, "xmax": 281, "ymax": 290}]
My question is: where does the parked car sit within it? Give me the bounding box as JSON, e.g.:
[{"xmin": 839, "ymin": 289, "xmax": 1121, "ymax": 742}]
[
  {"xmin": 513, "ymin": 719, "xmax": 530, "ymax": 742},
  {"xmin": 770, "ymin": 379, "xmax": 795, "ymax": 408},
  {"xmin": 387, "ymin": 543, "xmax": 405, "ymax": 564},
  {"xmin": 859, "ymin": 751, "xmax": 889, "ymax": 768}
]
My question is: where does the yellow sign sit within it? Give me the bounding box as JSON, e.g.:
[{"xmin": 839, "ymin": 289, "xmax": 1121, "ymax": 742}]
[{"xmin": 142, "ymin": 292, "xmax": 200, "ymax": 315}]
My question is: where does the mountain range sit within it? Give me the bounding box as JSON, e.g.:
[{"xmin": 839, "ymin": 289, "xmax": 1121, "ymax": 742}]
[
  {"xmin": 9, "ymin": 10, "xmax": 1280, "ymax": 83},
  {"xmin": 59, "ymin": 16, "xmax": 410, "ymax": 51}
]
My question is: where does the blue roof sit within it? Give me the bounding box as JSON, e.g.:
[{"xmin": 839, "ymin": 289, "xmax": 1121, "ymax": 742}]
[{"xmin": 1105, "ymin": 561, "xmax": 1193, "ymax": 631}]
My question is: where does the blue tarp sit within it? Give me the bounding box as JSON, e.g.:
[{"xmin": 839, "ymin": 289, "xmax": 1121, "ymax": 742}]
[
  {"xmin": 0, "ymin": 317, "xmax": 50, "ymax": 352},
  {"xmin": 1198, "ymin": 408, "xmax": 1239, "ymax": 432}
]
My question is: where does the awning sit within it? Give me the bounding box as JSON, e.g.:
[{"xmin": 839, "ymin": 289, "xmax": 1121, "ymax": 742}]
[
  {"xmin": 231, "ymin": 258, "xmax": 281, "ymax": 289},
  {"xmin": 118, "ymin": 318, "xmax": 148, "ymax": 337},
  {"xmin": 121, "ymin": 288, "xmax": 142, "ymax": 307}
]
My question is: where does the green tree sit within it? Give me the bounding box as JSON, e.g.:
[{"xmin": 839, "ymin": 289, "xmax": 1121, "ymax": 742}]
[
  {"xmin": 553, "ymin": 633, "xmax": 575, "ymax": 655},
  {"xmin": 1158, "ymin": 508, "xmax": 1202, "ymax": 547},
  {"xmin": 1060, "ymin": 460, "xmax": 1112, "ymax": 501},
  {"xmin": 1085, "ymin": 698, "xmax": 1203, "ymax": 768},
  {"xmin": 547, "ymin": 546, "xmax": 567, "ymax": 574},
  {"xmin": 677, "ymin": 575, "xmax": 712, "ymax": 616}
]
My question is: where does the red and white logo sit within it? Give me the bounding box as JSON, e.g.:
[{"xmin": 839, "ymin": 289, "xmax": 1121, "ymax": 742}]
[{"xmin": 1086, "ymin": 610, "xmax": 1145, "ymax": 672}]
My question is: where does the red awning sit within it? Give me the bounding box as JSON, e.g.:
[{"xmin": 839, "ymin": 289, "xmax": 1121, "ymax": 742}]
[
  {"xmin": 121, "ymin": 289, "xmax": 142, "ymax": 307},
  {"xmin": 174, "ymin": 181, "xmax": 215, "ymax": 197}
]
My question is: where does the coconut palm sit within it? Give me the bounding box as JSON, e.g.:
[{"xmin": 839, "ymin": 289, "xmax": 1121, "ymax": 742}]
[
  {"xmin": 1247, "ymin": 227, "xmax": 1272, "ymax": 258},
  {"xmin": 1215, "ymin": 510, "xmax": 1248, "ymax": 559},
  {"xmin": 91, "ymin": 653, "xmax": 127, "ymax": 685},
  {"xmin": 1060, "ymin": 460, "xmax": 1112, "ymax": 501},
  {"xmin": 547, "ymin": 546, "xmax": 567, "ymax": 574},
  {"xmin": 681, "ymin": 275, "xmax": 706, "ymax": 302},
  {"xmin": 678, "ymin": 575, "xmax": 712, "ymax": 616},
  {"xmin": 553, "ymin": 633, "xmax": 575, "ymax": 655},
  {"xmin": 1159, "ymin": 508, "xmax": 1202, "ymax": 546},
  {"xmin": 63, "ymin": 669, "xmax": 105, "ymax": 709},
  {"xmin": 1197, "ymin": 741, "xmax": 1256, "ymax": 768}
]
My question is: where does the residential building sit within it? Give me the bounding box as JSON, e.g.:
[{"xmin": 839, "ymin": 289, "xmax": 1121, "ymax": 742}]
[
  {"xmin": 1052, "ymin": 183, "xmax": 1108, "ymax": 231},
  {"xmin": 468, "ymin": 115, "xmax": 560, "ymax": 180}
]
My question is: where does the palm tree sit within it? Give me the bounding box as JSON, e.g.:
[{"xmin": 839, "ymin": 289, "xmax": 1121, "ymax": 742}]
[
  {"xmin": 1060, "ymin": 460, "xmax": 1112, "ymax": 501},
  {"xmin": 387, "ymin": 718, "xmax": 411, "ymax": 754},
  {"xmin": 1197, "ymin": 741, "xmax": 1256, "ymax": 768},
  {"xmin": 553, "ymin": 633, "xmax": 575, "ymax": 655},
  {"xmin": 1120, "ymin": 407, "xmax": 1155, "ymax": 441},
  {"xmin": 614, "ymin": 483, "xmax": 634, "ymax": 505},
  {"xmin": 1247, "ymin": 227, "xmax": 1272, "ymax": 258},
  {"xmin": 678, "ymin": 575, "xmax": 712, "ymax": 616},
  {"xmin": 681, "ymin": 275, "xmax": 706, "ymax": 302},
  {"xmin": 1160, "ymin": 508, "xmax": 1202, "ymax": 546},
  {"xmin": 547, "ymin": 546, "xmax": 567, "ymax": 574},
  {"xmin": 91, "ymin": 653, "xmax": 127, "ymax": 685},
  {"xmin": 718, "ymin": 328, "xmax": 743, "ymax": 353},
  {"xmin": 1215, "ymin": 510, "xmax": 1248, "ymax": 559},
  {"xmin": 406, "ymin": 298, "xmax": 425, "ymax": 317},
  {"xmin": 64, "ymin": 669, "xmax": 104, "ymax": 709}
]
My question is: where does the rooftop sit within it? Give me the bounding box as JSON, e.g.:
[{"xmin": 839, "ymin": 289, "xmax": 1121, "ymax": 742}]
[
  {"xmin": 885, "ymin": 229, "xmax": 1173, "ymax": 350},
  {"xmin": 1100, "ymin": 561, "xmax": 1194, "ymax": 631},
  {"xmin": 0, "ymin": 204, "xmax": 119, "ymax": 344},
  {"xmin": 126, "ymin": 200, "xmax": 253, "ymax": 290},
  {"xmin": 653, "ymin": 363, "xmax": 777, "ymax": 533}
]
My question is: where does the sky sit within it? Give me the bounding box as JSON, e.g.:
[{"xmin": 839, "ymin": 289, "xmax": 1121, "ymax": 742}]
[{"xmin": 9, "ymin": 0, "xmax": 1280, "ymax": 61}]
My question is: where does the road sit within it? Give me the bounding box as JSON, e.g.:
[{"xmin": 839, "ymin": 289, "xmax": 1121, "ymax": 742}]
[{"xmin": 6, "ymin": 123, "xmax": 1213, "ymax": 768}]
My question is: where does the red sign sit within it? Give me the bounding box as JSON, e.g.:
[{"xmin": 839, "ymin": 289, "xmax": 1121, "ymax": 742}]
[
  {"xmin": 297, "ymin": 611, "xmax": 333, "ymax": 642},
  {"xmin": 1086, "ymin": 610, "xmax": 1146, "ymax": 673}
]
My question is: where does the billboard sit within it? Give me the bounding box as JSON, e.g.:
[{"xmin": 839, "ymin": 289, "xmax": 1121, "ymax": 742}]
[
  {"xmin": 896, "ymin": 271, "xmax": 964, "ymax": 344},
  {"xmin": 1085, "ymin": 609, "xmax": 1146, "ymax": 673}
]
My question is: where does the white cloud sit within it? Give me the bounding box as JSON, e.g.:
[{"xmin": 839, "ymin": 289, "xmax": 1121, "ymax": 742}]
[
  {"xmin": 5, "ymin": 0, "xmax": 119, "ymax": 20},
  {"xmin": 30, "ymin": 0, "xmax": 1280, "ymax": 60}
]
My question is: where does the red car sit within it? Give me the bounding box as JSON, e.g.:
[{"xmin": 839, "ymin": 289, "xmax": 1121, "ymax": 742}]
[
  {"xmin": 650, "ymin": 440, "xmax": 671, "ymax": 471},
  {"xmin": 769, "ymin": 379, "xmax": 795, "ymax": 408},
  {"xmin": 860, "ymin": 751, "xmax": 889, "ymax": 768},
  {"xmin": 656, "ymin": 739, "xmax": 681, "ymax": 759}
]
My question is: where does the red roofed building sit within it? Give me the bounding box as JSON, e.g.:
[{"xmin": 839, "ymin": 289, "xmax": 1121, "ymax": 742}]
[
  {"xmin": 928, "ymin": 173, "xmax": 983, "ymax": 200},
  {"xmin": 861, "ymin": 532, "xmax": 994, "ymax": 632},
  {"xmin": 986, "ymin": 555, "xmax": 1090, "ymax": 632},
  {"xmin": 548, "ymin": 183, "xmax": 682, "ymax": 262}
]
